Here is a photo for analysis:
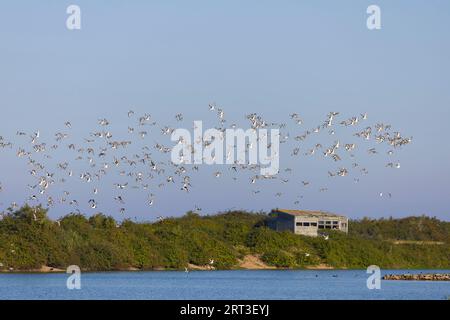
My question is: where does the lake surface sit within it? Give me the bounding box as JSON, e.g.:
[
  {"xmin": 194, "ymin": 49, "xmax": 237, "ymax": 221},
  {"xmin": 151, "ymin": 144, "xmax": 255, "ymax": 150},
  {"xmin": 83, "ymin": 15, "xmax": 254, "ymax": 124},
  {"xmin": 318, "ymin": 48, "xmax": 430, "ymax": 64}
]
[{"xmin": 0, "ymin": 270, "xmax": 449, "ymax": 300}]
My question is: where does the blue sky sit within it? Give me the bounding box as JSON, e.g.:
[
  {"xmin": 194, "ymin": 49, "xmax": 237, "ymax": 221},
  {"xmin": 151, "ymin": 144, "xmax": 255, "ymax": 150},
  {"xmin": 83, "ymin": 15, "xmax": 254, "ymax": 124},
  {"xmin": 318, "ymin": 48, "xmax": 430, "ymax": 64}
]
[{"xmin": 0, "ymin": 1, "xmax": 449, "ymax": 220}]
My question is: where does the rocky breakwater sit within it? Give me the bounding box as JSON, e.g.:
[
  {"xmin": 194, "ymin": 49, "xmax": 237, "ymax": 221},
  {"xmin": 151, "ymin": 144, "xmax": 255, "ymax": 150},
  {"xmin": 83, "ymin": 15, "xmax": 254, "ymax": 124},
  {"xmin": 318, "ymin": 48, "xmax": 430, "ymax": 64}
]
[{"xmin": 383, "ymin": 273, "xmax": 450, "ymax": 281}]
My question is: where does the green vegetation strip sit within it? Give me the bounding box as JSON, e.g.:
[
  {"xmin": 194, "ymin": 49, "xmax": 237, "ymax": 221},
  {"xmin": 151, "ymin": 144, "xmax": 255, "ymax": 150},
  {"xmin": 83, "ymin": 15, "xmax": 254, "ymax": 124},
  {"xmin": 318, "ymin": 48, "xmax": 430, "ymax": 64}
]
[{"xmin": 0, "ymin": 206, "xmax": 449, "ymax": 271}]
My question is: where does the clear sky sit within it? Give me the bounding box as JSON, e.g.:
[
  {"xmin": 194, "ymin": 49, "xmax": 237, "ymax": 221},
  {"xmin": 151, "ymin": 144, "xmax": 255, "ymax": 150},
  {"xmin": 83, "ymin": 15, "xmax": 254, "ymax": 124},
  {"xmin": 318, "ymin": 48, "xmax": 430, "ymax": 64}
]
[{"xmin": 0, "ymin": 1, "xmax": 449, "ymax": 221}]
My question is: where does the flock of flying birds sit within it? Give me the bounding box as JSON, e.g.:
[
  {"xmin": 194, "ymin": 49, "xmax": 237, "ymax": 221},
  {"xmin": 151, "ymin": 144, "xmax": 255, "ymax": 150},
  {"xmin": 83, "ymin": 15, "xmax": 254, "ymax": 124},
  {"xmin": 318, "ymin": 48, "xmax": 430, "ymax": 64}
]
[{"xmin": 0, "ymin": 104, "xmax": 412, "ymax": 221}]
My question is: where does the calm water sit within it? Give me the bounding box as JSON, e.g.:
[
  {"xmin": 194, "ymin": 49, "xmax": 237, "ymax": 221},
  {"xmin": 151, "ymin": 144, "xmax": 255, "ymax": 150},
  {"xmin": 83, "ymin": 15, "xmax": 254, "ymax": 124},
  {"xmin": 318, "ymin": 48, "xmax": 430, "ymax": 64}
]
[{"xmin": 0, "ymin": 270, "xmax": 449, "ymax": 300}]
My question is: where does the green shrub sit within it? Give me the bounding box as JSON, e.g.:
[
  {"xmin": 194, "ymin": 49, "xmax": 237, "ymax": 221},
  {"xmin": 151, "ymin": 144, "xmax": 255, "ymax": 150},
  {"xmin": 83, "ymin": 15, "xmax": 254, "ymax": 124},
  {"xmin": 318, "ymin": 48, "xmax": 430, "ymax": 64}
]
[{"xmin": 0, "ymin": 206, "xmax": 448, "ymax": 271}]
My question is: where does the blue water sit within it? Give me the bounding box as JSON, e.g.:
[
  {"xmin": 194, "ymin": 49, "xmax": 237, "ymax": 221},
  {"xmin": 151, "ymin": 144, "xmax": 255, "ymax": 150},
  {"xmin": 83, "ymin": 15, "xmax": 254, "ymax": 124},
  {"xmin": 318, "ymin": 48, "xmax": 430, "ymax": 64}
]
[{"xmin": 0, "ymin": 270, "xmax": 449, "ymax": 300}]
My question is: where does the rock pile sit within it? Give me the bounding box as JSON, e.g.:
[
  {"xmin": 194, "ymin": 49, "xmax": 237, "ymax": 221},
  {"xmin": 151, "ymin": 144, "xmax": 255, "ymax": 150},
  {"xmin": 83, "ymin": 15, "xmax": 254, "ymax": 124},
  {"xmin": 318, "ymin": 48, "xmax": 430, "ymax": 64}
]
[{"xmin": 383, "ymin": 273, "xmax": 450, "ymax": 281}]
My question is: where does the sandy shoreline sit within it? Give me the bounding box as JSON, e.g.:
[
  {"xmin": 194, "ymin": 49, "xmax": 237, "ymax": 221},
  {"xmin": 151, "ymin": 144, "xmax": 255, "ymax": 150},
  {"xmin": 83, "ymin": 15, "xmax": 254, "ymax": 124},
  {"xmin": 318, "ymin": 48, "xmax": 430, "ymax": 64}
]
[
  {"xmin": 1, "ymin": 256, "xmax": 448, "ymax": 274},
  {"xmin": 0, "ymin": 261, "xmax": 329, "ymax": 274}
]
